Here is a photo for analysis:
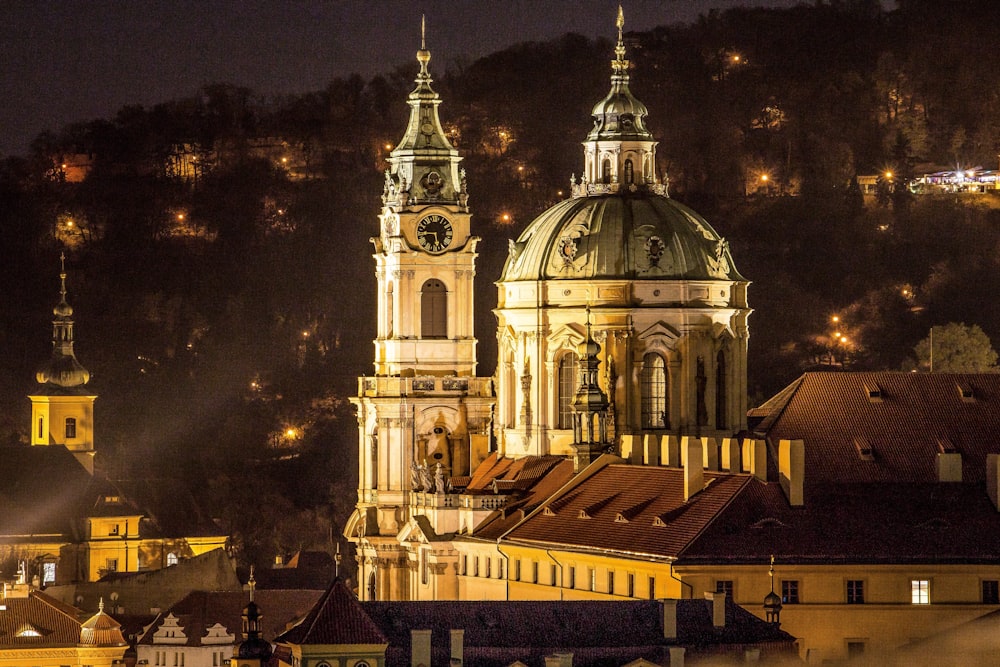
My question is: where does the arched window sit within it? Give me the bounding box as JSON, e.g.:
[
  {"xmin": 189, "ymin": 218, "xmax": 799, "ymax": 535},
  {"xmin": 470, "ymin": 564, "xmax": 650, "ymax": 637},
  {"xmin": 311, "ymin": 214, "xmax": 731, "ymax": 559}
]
[
  {"xmin": 370, "ymin": 429, "xmax": 378, "ymax": 488},
  {"xmin": 716, "ymin": 350, "xmax": 728, "ymax": 429},
  {"xmin": 65, "ymin": 417, "xmax": 77, "ymax": 439},
  {"xmin": 601, "ymin": 158, "xmax": 612, "ymax": 184},
  {"xmin": 368, "ymin": 570, "xmax": 377, "ymax": 600},
  {"xmin": 166, "ymin": 552, "xmax": 178, "ymax": 566},
  {"xmin": 624, "ymin": 159, "xmax": 635, "ymax": 185},
  {"xmin": 420, "ymin": 279, "xmax": 447, "ymax": 339},
  {"xmin": 386, "ymin": 281, "xmax": 394, "ymax": 337},
  {"xmin": 641, "ymin": 353, "xmax": 668, "ymax": 429},
  {"xmin": 557, "ymin": 352, "xmax": 579, "ymax": 429}
]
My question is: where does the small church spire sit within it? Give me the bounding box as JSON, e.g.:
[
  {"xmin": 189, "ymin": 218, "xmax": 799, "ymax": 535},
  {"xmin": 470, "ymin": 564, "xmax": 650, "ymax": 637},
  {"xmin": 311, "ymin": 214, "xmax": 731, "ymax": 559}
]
[
  {"xmin": 36, "ymin": 253, "xmax": 90, "ymax": 388},
  {"xmin": 613, "ymin": 4, "xmax": 628, "ymax": 76}
]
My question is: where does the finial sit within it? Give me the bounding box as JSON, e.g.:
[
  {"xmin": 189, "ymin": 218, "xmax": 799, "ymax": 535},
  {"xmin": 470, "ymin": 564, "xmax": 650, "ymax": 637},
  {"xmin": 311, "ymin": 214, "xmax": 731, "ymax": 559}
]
[
  {"xmin": 99, "ymin": 597, "xmax": 105, "ymax": 612},
  {"xmin": 248, "ymin": 565, "xmax": 256, "ymax": 602},
  {"xmin": 768, "ymin": 554, "xmax": 775, "ymax": 591},
  {"xmin": 416, "ymin": 15, "xmax": 431, "ymax": 75},
  {"xmin": 59, "ymin": 252, "xmax": 67, "ymax": 301},
  {"xmin": 613, "ymin": 5, "xmax": 629, "ymax": 76}
]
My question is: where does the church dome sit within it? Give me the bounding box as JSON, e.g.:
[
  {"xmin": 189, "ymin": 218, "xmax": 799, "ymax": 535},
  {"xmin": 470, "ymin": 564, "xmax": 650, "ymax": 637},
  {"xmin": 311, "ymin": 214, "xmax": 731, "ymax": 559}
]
[{"xmin": 501, "ymin": 193, "xmax": 742, "ymax": 282}]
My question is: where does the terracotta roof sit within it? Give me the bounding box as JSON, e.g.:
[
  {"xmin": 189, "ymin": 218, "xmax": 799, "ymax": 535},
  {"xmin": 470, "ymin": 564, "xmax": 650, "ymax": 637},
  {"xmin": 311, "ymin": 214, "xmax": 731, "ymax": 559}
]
[
  {"xmin": 682, "ymin": 479, "xmax": 1000, "ymax": 564},
  {"xmin": 468, "ymin": 457, "xmax": 576, "ymax": 541},
  {"xmin": 137, "ymin": 589, "xmax": 323, "ymax": 647},
  {"xmin": 504, "ymin": 465, "xmax": 751, "ymax": 558},
  {"xmin": 80, "ymin": 603, "xmax": 126, "ymax": 645},
  {"xmin": 0, "ymin": 591, "xmax": 85, "ymax": 647},
  {"xmin": 753, "ymin": 372, "xmax": 1000, "ymax": 487},
  {"xmin": 363, "ymin": 598, "xmax": 794, "ymax": 667},
  {"xmin": 275, "ymin": 578, "xmax": 387, "ymax": 646}
]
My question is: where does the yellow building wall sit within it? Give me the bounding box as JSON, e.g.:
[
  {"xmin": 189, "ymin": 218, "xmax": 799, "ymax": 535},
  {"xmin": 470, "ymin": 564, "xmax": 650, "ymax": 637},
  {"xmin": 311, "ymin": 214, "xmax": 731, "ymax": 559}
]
[
  {"xmin": 676, "ymin": 563, "xmax": 1000, "ymax": 662},
  {"xmin": 0, "ymin": 645, "xmax": 124, "ymax": 667},
  {"xmin": 29, "ymin": 394, "xmax": 96, "ymax": 451}
]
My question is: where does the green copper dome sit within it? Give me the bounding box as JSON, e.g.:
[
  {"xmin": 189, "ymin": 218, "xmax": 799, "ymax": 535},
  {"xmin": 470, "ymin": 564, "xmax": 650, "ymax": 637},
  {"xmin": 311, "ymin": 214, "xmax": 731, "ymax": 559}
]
[{"xmin": 501, "ymin": 193, "xmax": 742, "ymax": 282}]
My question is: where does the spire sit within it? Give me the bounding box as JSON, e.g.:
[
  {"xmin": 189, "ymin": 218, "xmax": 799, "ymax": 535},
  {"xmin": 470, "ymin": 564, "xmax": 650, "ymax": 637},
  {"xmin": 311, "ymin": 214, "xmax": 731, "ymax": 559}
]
[
  {"xmin": 36, "ymin": 253, "xmax": 91, "ymax": 388},
  {"xmin": 237, "ymin": 565, "xmax": 272, "ymax": 662},
  {"xmin": 575, "ymin": 6, "xmax": 663, "ymax": 197},
  {"xmin": 571, "ymin": 307, "xmax": 611, "ymax": 470},
  {"xmin": 763, "ymin": 554, "xmax": 783, "ymax": 625},
  {"xmin": 383, "ymin": 16, "xmax": 466, "ymax": 209}
]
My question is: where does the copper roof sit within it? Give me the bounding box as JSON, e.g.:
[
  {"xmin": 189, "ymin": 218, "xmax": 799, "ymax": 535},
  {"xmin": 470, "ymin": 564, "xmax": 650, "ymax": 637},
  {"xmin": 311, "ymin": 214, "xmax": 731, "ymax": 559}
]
[
  {"xmin": 505, "ymin": 465, "xmax": 750, "ymax": 558},
  {"xmin": 752, "ymin": 372, "xmax": 1000, "ymax": 486}
]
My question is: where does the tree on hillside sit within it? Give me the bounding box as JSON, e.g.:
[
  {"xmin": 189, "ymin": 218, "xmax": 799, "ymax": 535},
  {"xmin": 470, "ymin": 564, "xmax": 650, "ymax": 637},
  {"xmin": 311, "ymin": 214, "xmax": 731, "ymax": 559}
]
[{"xmin": 912, "ymin": 322, "xmax": 998, "ymax": 372}]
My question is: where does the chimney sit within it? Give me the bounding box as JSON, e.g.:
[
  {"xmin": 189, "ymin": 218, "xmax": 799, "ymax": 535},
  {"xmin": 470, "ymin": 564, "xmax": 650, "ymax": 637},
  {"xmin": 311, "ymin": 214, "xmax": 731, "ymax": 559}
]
[
  {"xmin": 668, "ymin": 646, "xmax": 686, "ymax": 667},
  {"xmin": 544, "ymin": 653, "xmax": 573, "ymax": 667},
  {"xmin": 705, "ymin": 591, "xmax": 726, "ymax": 627},
  {"xmin": 720, "ymin": 438, "xmax": 741, "ymax": 472},
  {"xmin": 778, "ymin": 439, "xmax": 804, "ymax": 506},
  {"xmin": 411, "ymin": 629, "xmax": 432, "ymax": 667},
  {"xmin": 936, "ymin": 452, "xmax": 962, "ymax": 482},
  {"xmin": 701, "ymin": 437, "xmax": 720, "ymax": 470},
  {"xmin": 450, "ymin": 629, "xmax": 463, "ymax": 666},
  {"xmin": 662, "ymin": 599, "xmax": 678, "ymax": 640},
  {"xmin": 988, "ymin": 454, "xmax": 1000, "ymax": 510},
  {"xmin": 644, "ymin": 433, "xmax": 660, "ymax": 466},
  {"xmin": 684, "ymin": 438, "xmax": 704, "ymax": 501},
  {"xmin": 743, "ymin": 438, "xmax": 767, "ymax": 480},
  {"xmin": 620, "ymin": 435, "xmax": 640, "ymax": 463},
  {"xmin": 663, "ymin": 435, "xmax": 681, "ymax": 467}
]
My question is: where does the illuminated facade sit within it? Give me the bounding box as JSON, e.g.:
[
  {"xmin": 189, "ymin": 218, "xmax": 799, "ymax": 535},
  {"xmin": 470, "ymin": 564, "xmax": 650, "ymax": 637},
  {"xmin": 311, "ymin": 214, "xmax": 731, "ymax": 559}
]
[{"xmin": 346, "ymin": 22, "xmax": 494, "ymax": 603}]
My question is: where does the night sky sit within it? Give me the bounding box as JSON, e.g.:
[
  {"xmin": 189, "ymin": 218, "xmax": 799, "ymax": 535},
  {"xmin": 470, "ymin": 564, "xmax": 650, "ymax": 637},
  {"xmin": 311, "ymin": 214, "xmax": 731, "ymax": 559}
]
[{"xmin": 2, "ymin": 0, "xmax": 820, "ymax": 157}]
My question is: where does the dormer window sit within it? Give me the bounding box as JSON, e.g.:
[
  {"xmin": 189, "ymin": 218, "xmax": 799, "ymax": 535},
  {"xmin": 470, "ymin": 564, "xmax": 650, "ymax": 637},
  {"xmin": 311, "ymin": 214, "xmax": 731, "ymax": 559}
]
[
  {"xmin": 957, "ymin": 382, "xmax": 975, "ymax": 401},
  {"xmin": 854, "ymin": 437, "xmax": 875, "ymax": 461},
  {"xmin": 864, "ymin": 384, "xmax": 882, "ymax": 402}
]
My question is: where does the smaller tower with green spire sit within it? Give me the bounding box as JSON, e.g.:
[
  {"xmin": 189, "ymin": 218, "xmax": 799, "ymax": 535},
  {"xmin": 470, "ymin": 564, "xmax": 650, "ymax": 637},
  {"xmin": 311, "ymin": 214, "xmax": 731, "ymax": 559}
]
[{"xmin": 29, "ymin": 253, "xmax": 98, "ymax": 472}]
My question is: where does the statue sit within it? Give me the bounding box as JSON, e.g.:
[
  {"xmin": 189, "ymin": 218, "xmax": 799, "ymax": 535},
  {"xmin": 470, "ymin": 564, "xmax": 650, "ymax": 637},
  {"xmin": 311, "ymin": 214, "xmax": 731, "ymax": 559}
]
[
  {"xmin": 410, "ymin": 460, "xmax": 422, "ymax": 491},
  {"xmin": 434, "ymin": 463, "xmax": 445, "ymax": 495},
  {"xmin": 419, "ymin": 460, "xmax": 433, "ymax": 493}
]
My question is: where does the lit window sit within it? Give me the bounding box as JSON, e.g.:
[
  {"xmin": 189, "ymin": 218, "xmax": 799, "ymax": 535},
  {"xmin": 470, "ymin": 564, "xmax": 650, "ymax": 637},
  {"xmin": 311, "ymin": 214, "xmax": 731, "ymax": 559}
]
[
  {"xmin": 641, "ymin": 353, "xmax": 668, "ymax": 428},
  {"xmin": 984, "ymin": 580, "xmax": 1000, "ymax": 604},
  {"xmin": 166, "ymin": 552, "xmax": 178, "ymax": 566},
  {"xmin": 847, "ymin": 580, "xmax": 864, "ymax": 604},
  {"xmin": 782, "ymin": 580, "xmax": 799, "ymax": 604},
  {"xmin": 16, "ymin": 626, "xmax": 42, "ymax": 637},
  {"xmin": 42, "ymin": 562, "xmax": 56, "ymax": 584},
  {"xmin": 911, "ymin": 579, "xmax": 930, "ymax": 604},
  {"xmin": 557, "ymin": 353, "xmax": 579, "ymax": 429}
]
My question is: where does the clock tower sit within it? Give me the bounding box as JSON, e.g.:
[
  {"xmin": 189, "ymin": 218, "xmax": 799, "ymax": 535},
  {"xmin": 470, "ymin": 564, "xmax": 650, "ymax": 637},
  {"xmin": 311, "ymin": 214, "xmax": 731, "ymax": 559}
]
[{"xmin": 348, "ymin": 20, "xmax": 494, "ymax": 601}]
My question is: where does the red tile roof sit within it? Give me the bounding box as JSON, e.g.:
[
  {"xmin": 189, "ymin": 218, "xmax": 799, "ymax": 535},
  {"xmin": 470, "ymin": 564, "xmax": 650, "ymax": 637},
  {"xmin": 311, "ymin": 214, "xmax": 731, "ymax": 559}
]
[
  {"xmin": 504, "ymin": 465, "xmax": 751, "ymax": 558},
  {"xmin": 682, "ymin": 479, "xmax": 1000, "ymax": 564},
  {"xmin": 275, "ymin": 578, "xmax": 387, "ymax": 646},
  {"xmin": 0, "ymin": 591, "xmax": 85, "ymax": 647},
  {"xmin": 752, "ymin": 372, "xmax": 1000, "ymax": 486}
]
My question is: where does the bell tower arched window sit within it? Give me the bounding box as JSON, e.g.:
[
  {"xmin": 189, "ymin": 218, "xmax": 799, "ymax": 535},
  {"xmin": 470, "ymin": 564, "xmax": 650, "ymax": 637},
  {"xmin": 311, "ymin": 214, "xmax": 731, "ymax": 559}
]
[
  {"xmin": 601, "ymin": 158, "xmax": 612, "ymax": 184},
  {"xmin": 624, "ymin": 159, "xmax": 635, "ymax": 185},
  {"xmin": 716, "ymin": 350, "xmax": 728, "ymax": 429},
  {"xmin": 557, "ymin": 352, "xmax": 579, "ymax": 429},
  {"xmin": 641, "ymin": 353, "xmax": 668, "ymax": 429},
  {"xmin": 420, "ymin": 279, "xmax": 447, "ymax": 339}
]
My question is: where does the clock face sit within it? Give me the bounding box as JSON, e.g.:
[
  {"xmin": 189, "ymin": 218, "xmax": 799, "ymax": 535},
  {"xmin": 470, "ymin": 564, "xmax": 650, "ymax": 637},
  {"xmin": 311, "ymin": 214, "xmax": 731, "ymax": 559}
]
[{"xmin": 416, "ymin": 214, "xmax": 453, "ymax": 253}]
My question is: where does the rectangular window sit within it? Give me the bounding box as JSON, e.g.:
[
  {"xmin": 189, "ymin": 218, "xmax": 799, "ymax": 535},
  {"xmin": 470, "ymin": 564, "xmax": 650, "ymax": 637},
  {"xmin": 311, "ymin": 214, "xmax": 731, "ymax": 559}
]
[
  {"xmin": 911, "ymin": 579, "xmax": 930, "ymax": 604},
  {"xmin": 532, "ymin": 561, "xmax": 539, "ymax": 583},
  {"xmin": 38, "ymin": 417, "xmax": 44, "ymax": 439},
  {"xmin": 715, "ymin": 580, "xmax": 734, "ymax": 599},
  {"xmin": 627, "ymin": 573, "xmax": 635, "ymax": 598},
  {"xmin": 649, "ymin": 576, "xmax": 656, "ymax": 600},
  {"xmin": 499, "ymin": 560, "xmax": 505, "ymax": 579},
  {"xmin": 105, "ymin": 558, "xmax": 118, "ymax": 573},
  {"xmin": 42, "ymin": 562, "xmax": 56, "ymax": 584},
  {"xmin": 551, "ymin": 564, "xmax": 557, "ymax": 586},
  {"xmin": 421, "ymin": 550, "xmax": 428, "ymax": 585},
  {"xmin": 515, "ymin": 559, "xmax": 521, "ymax": 581},
  {"xmin": 847, "ymin": 641, "xmax": 865, "ymax": 658},
  {"xmin": 984, "ymin": 580, "xmax": 1000, "ymax": 604},
  {"xmin": 781, "ymin": 579, "xmax": 799, "ymax": 604},
  {"xmin": 847, "ymin": 580, "xmax": 864, "ymax": 604},
  {"xmin": 65, "ymin": 417, "xmax": 77, "ymax": 439},
  {"xmin": 485, "ymin": 558, "xmax": 491, "ymax": 578},
  {"xmin": 473, "ymin": 557, "xmax": 479, "ymax": 577},
  {"xmin": 589, "ymin": 567, "xmax": 596, "ymax": 591},
  {"xmin": 461, "ymin": 555, "xmax": 467, "ymax": 576},
  {"xmin": 567, "ymin": 566, "xmax": 576, "ymax": 589},
  {"xmin": 608, "ymin": 570, "xmax": 615, "ymax": 595}
]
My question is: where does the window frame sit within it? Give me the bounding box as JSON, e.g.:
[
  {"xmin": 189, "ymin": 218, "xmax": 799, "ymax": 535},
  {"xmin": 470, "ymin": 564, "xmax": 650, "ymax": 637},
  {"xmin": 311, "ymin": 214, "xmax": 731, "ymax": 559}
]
[
  {"xmin": 911, "ymin": 579, "xmax": 930, "ymax": 605},
  {"xmin": 846, "ymin": 579, "xmax": 865, "ymax": 604},
  {"xmin": 640, "ymin": 352, "xmax": 668, "ymax": 429}
]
